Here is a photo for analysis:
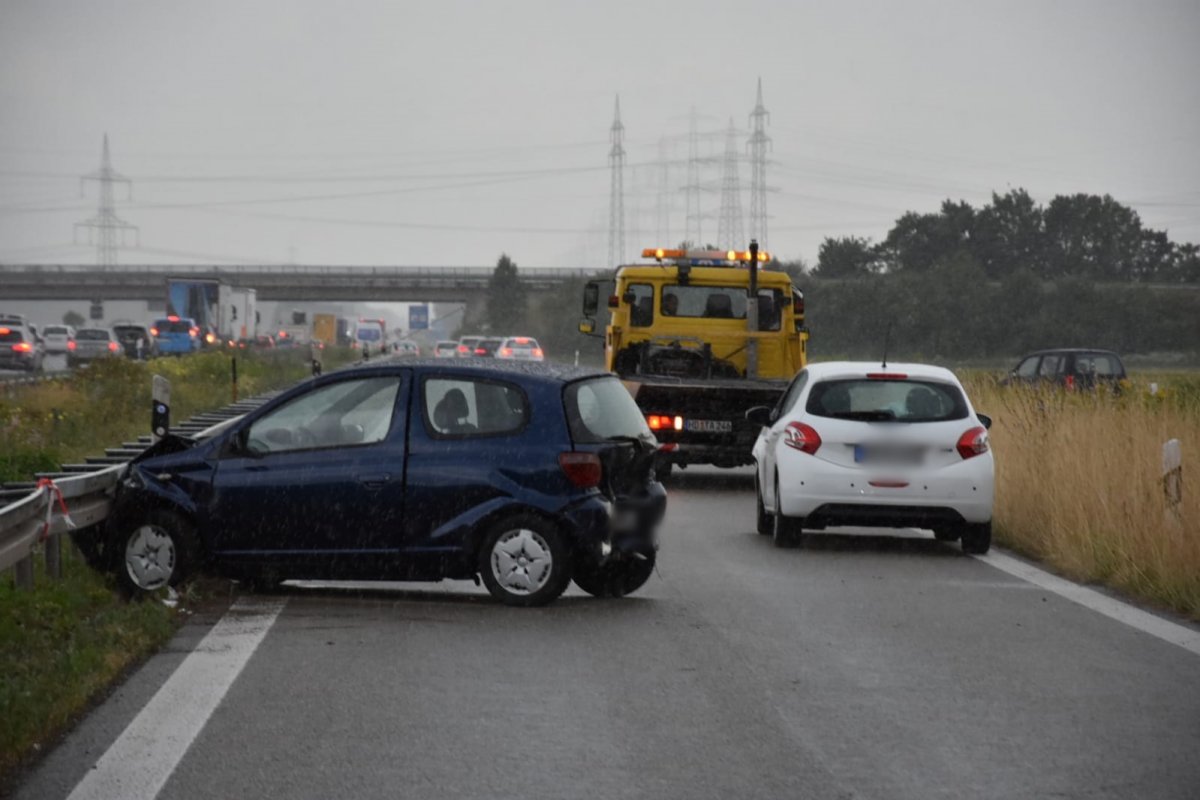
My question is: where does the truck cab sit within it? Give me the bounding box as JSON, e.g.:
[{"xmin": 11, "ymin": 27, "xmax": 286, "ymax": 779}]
[{"xmin": 581, "ymin": 246, "xmax": 808, "ymax": 472}]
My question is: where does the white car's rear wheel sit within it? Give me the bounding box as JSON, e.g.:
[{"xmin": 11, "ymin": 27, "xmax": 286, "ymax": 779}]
[
  {"xmin": 755, "ymin": 473, "xmax": 772, "ymax": 535},
  {"xmin": 772, "ymin": 477, "xmax": 802, "ymax": 548},
  {"xmin": 960, "ymin": 522, "xmax": 992, "ymax": 554}
]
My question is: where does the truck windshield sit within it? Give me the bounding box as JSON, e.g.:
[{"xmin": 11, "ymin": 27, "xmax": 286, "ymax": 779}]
[{"xmin": 658, "ymin": 285, "xmax": 784, "ymax": 328}]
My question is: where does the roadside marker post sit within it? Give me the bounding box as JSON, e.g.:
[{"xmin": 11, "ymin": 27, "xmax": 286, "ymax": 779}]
[
  {"xmin": 151, "ymin": 375, "xmax": 170, "ymax": 443},
  {"xmin": 230, "ymin": 356, "xmax": 238, "ymax": 403},
  {"xmin": 1163, "ymin": 438, "xmax": 1182, "ymax": 516}
]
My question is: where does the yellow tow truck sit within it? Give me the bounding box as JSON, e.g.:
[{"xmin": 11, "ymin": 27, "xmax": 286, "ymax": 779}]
[{"xmin": 580, "ymin": 243, "xmax": 808, "ymax": 475}]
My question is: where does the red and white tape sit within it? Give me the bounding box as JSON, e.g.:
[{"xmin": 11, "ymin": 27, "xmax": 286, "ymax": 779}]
[{"xmin": 35, "ymin": 477, "xmax": 76, "ymax": 542}]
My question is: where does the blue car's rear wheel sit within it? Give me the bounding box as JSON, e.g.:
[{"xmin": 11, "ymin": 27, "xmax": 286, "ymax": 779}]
[
  {"xmin": 479, "ymin": 514, "xmax": 571, "ymax": 606},
  {"xmin": 573, "ymin": 551, "xmax": 656, "ymax": 598}
]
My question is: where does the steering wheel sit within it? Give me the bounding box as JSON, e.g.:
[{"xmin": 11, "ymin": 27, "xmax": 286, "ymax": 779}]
[{"xmin": 293, "ymin": 426, "xmax": 318, "ymax": 448}]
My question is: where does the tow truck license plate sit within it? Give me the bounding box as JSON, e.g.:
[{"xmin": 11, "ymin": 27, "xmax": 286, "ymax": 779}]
[{"xmin": 685, "ymin": 419, "xmax": 733, "ymax": 433}]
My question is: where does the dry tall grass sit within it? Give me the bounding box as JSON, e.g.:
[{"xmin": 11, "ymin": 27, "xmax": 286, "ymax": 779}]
[{"xmin": 964, "ymin": 374, "xmax": 1200, "ymax": 619}]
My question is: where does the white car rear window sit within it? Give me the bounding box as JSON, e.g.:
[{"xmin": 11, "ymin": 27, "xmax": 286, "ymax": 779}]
[{"xmin": 805, "ymin": 379, "xmax": 968, "ymax": 423}]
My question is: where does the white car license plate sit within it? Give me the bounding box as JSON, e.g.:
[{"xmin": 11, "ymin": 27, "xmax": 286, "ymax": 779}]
[
  {"xmin": 854, "ymin": 444, "xmax": 924, "ymax": 465},
  {"xmin": 685, "ymin": 419, "xmax": 733, "ymax": 433}
]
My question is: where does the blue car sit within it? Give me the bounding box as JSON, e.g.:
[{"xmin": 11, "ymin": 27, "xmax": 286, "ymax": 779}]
[
  {"xmin": 151, "ymin": 316, "xmax": 201, "ymax": 354},
  {"xmin": 99, "ymin": 360, "xmax": 667, "ymax": 606}
]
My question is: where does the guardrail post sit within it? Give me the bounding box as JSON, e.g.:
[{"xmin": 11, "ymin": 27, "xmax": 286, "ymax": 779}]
[
  {"xmin": 310, "ymin": 342, "xmax": 322, "ymax": 376},
  {"xmin": 152, "ymin": 375, "xmax": 170, "ymax": 443},
  {"xmin": 45, "ymin": 528, "xmax": 62, "ymax": 579},
  {"xmin": 13, "ymin": 554, "xmax": 34, "ymax": 589},
  {"xmin": 231, "ymin": 356, "xmax": 238, "ymax": 403}
]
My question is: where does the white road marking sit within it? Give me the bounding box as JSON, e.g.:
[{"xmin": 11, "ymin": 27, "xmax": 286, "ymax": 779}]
[
  {"xmin": 976, "ymin": 551, "xmax": 1200, "ymax": 658},
  {"xmin": 66, "ymin": 597, "xmax": 285, "ymax": 800}
]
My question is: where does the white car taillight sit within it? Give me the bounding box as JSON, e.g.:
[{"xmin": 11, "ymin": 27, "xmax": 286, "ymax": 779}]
[
  {"xmin": 956, "ymin": 426, "xmax": 989, "ymax": 460},
  {"xmin": 783, "ymin": 421, "xmax": 822, "ymax": 455}
]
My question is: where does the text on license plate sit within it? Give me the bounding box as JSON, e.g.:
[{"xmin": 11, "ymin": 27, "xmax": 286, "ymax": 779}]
[{"xmin": 685, "ymin": 419, "xmax": 733, "ymax": 433}]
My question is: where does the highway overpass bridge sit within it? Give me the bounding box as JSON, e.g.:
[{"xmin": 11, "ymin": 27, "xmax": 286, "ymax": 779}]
[{"xmin": 0, "ymin": 264, "xmax": 592, "ymax": 303}]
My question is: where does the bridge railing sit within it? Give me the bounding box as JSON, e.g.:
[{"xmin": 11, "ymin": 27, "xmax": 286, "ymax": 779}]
[{"xmin": 0, "ymin": 264, "xmax": 593, "ymax": 278}]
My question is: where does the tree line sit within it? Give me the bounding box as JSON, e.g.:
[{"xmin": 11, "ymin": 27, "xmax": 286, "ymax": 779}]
[
  {"xmin": 479, "ymin": 188, "xmax": 1199, "ymax": 364},
  {"xmin": 810, "ymin": 189, "xmax": 1198, "ymax": 283}
]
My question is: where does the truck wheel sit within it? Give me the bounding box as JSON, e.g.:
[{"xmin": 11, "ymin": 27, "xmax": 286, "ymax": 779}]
[
  {"xmin": 960, "ymin": 522, "xmax": 992, "ymax": 554},
  {"xmin": 755, "ymin": 474, "xmax": 772, "ymax": 535},
  {"xmin": 478, "ymin": 514, "xmax": 571, "ymax": 606},
  {"xmin": 772, "ymin": 478, "xmax": 802, "ymax": 548},
  {"xmin": 656, "ymin": 460, "xmax": 673, "ymax": 481}
]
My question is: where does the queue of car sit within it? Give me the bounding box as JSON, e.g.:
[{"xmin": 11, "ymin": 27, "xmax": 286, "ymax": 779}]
[{"xmin": 452, "ymin": 334, "xmax": 544, "ymax": 361}]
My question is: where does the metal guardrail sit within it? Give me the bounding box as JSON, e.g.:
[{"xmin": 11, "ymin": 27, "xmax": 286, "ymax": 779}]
[
  {"xmin": 0, "ymin": 395, "xmax": 275, "ymax": 588},
  {"xmin": 0, "ymin": 369, "xmax": 73, "ymax": 387},
  {"xmin": 0, "ymin": 465, "xmax": 121, "ymax": 586},
  {"xmin": 0, "ymin": 354, "xmax": 381, "ymax": 588}
]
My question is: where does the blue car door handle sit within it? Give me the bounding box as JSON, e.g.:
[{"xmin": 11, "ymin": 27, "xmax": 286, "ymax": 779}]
[{"xmin": 358, "ymin": 473, "xmax": 392, "ymax": 489}]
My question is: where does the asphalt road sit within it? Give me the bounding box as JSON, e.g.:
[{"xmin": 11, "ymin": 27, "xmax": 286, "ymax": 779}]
[
  {"xmin": 0, "ymin": 353, "xmax": 69, "ymax": 381},
  {"xmin": 12, "ymin": 467, "xmax": 1200, "ymax": 800}
]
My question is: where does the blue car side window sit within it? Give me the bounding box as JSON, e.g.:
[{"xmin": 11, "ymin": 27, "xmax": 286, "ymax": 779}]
[
  {"xmin": 424, "ymin": 377, "xmax": 527, "ymax": 438},
  {"xmin": 245, "ymin": 376, "xmax": 401, "ymax": 455}
]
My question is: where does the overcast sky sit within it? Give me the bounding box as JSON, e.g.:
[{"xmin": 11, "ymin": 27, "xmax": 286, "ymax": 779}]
[{"xmin": 2, "ymin": 0, "xmax": 1198, "ymax": 270}]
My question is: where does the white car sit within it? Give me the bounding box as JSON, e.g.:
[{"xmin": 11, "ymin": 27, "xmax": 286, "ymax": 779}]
[
  {"xmin": 394, "ymin": 340, "xmax": 420, "ymax": 357},
  {"xmin": 433, "ymin": 340, "xmax": 459, "ymax": 358},
  {"xmin": 496, "ymin": 336, "xmax": 545, "ymax": 361},
  {"xmin": 748, "ymin": 361, "xmax": 994, "ymax": 553},
  {"xmin": 41, "ymin": 324, "xmax": 76, "ymax": 355}
]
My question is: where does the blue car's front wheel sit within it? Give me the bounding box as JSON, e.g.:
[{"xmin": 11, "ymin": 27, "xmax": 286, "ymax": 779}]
[{"xmin": 113, "ymin": 509, "xmax": 199, "ymax": 598}]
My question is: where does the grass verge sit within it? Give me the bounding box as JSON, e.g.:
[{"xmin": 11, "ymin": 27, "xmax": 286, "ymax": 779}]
[
  {"xmin": 965, "ymin": 371, "xmax": 1200, "ymax": 620},
  {"xmin": 0, "ymin": 547, "xmax": 176, "ymax": 783}
]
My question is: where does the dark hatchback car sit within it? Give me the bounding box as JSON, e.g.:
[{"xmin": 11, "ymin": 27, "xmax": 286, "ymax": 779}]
[
  {"xmin": 95, "ymin": 360, "xmax": 666, "ymax": 606},
  {"xmin": 1004, "ymin": 349, "xmax": 1128, "ymax": 392},
  {"xmin": 473, "ymin": 337, "xmax": 504, "ymax": 357},
  {"xmin": 112, "ymin": 323, "xmax": 157, "ymax": 359}
]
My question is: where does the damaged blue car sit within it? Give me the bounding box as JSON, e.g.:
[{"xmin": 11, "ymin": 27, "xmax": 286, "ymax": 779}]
[{"xmin": 99, "ymin": 360, "xmax": 666, "ymax": 606}]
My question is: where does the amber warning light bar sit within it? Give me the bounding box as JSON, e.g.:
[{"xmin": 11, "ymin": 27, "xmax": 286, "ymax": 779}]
[{"xmin": 642, "ymin": 247, "xmax": 771, "ymax": 265}]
